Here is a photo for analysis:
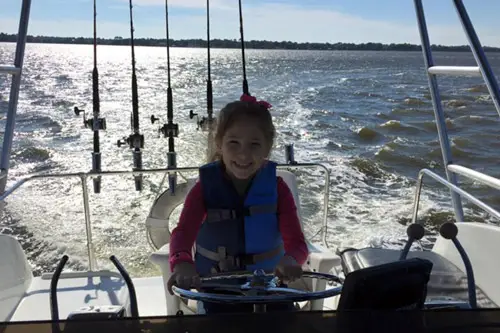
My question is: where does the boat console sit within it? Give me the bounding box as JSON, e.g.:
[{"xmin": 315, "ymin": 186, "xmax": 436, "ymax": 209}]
[{"xmin": 46, "ymin": 220, "xmax": 478, "ymax": 322}]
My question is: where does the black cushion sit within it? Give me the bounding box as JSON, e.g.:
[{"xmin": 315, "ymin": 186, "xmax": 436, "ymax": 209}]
[
  {"xmin": 338, "ymin": 257, "xmax": 433, "ymax": 310},
  {"xmin": 339, "ymin": 248, "xmax": 497, "ymax": 307}
]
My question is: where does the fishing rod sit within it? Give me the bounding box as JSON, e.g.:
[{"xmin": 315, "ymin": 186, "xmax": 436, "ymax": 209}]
[
  {"xmin": 206, "ymin": 0, "xmax": 214, "ymax": 124},
  {"xmin": 238, "ymin": 0, "xmax": 249, "ymax": 95},
  {"xmin": 117, "ymin": 0, "xmax": 144, "ymax": 191},
  {"xmin": 188, "ymin": 0, "xmax": 217, "ymax": 162},
  {"xmin": 74, "ymin": 0, "xmax": 106, "ymax": 194},
  {"xmin": 151, "ymin": 0, "xmax": 179, "ymax": 193},
  {"xmin": 205, "ymin": 0, "xmax": 216, "ymax": 162}
]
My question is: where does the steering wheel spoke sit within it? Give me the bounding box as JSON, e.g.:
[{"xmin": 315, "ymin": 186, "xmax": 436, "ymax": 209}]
[
  {"xmin": 264, "ymin": 287, "xmax": 308, "ymax": 295},
  {"xmin": 200, "ymin": 282, "xmax": 247, "ymax": 295}
]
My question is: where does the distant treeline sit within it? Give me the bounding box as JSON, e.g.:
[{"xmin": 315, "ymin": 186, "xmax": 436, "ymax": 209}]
[{"xmin": 1, "ymin": 33, "xmax": 500, "ymax": 52}]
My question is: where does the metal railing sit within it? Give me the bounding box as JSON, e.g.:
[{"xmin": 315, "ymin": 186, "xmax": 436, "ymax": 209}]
[
  {"xmin": 447, "ymin": 164, "xmax": 500, "ymax": 191},
  {"xmin": 411, "ymin": 168, "xmax": 500, "ymax": 225},
  {"xmin": 413, "ymin": 0, "xmax": 500, "ymax": 224},
  {"xmin": 410, "ymin": 165, "xmax": 500, "ymax": 309},
  {"xmin": 0, "ymin": 0, "xmax": 32, "ymax": 194},
  {"xmin": 0, "ymin": 163, "xmax": 330, "ymax": 271}
]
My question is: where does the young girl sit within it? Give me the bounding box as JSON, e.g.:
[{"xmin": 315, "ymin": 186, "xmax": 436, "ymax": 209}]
[{"xmin": 167, "ymin": 94, "xmax": 309, "ymax": 314}]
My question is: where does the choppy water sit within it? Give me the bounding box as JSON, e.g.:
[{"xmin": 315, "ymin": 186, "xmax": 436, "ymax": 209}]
[{"xmin": 1, "ymin": 43, "xmax": 500, "ymax": 276}]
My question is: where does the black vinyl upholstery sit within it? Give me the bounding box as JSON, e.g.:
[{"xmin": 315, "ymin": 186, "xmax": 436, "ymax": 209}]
[
  {"xmin": 337, "ymin": 257, "xmax": 433, "ymax": 310},
  {"xmin": 339, "ymin": 248, "xmax": 497, "ymax": 307}
]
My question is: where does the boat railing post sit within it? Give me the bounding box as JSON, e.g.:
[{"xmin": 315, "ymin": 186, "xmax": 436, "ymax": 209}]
[
  {"xmin": 285, "ymin": 144, "xmax": 297, "ymax": 165},
  {"xmin": 80, "ymin": 174, "xmax": 98, "ymax": 271},
  {"xmin": 0, "ymin": 0, "xmax": 32, "ymax": 195},
  {"xmin": 321, "ymin": 168, "xmax": 330, "ymax": 248},
  {"xmin": 413, "ymin": 0, "xmax": 464, "ymax": 222},
  {"xmin": 452, "ymin": 0, "xmax": 500, "ymax": 117}
]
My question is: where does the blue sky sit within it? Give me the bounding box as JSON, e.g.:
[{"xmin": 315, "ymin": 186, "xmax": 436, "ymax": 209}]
[{"xmin": 1, "ymin": 0, "xmax": 500, "ymax": 46}]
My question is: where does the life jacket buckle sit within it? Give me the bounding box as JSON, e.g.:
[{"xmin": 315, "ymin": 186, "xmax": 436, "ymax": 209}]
[
  {"xmin": 216, "ymin": 246, "xmax": 235, "ymax": 272},
  {"xmin": 227, "ymin": 254, "xmax": 250, "ymax": 270},
  {"xmin": 234, "ymin": 254, "xmax": 253, "ymax": 267},
  {"xmin": 233, "ymin": 256, "xmax": 241, "ymax": 269},
  {"xmin": 215, "ymin": 247, "xmax": 250, "ymax": 272}
]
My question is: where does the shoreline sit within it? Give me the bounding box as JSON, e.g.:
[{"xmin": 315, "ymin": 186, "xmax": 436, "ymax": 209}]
[{"xmin": 1, "ymin": 33, "xmax": 499, "ymax": 52}]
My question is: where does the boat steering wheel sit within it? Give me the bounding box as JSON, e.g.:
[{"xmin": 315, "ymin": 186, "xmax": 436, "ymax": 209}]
[{"xmin": 172, "ymin": 269, "xmax": 342, "ymax": 311}]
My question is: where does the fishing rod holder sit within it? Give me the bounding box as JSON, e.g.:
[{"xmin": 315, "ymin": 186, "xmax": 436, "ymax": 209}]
[
  {"xmin": 117, "ymin": 133, "xmax": 144, "ymax": 191},
  {"xmin": 91, "ymin": 152, "xmax": 102, "ymax": 193},
  {"xmin": 74, "ymin": 107, "xmax": 106, "ymax": 131},
  {"xmin": 132, "ymin": 149, "xmax": 143, "ymax": 191},
  {"xmin": 285, "ymin": 144, "xmax": 297, "ymax": 165}
]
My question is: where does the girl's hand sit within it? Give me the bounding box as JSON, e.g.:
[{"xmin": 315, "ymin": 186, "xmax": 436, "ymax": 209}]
[
  {"xmin": 167, "ymin": 262, "xmax": 201, "ymax": 295},
  {"xmin": 275, "ymin": 255, "xmax": 303, "ymax": 282}
]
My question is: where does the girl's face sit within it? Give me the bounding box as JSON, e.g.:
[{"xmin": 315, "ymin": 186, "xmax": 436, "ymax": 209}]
[{"xmin": 217, "ymin": 117, "xmax": 270, "ymax": 180}]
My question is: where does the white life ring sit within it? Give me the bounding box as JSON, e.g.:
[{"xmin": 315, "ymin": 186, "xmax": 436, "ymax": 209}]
[{"xmin": 146, "ymin": 178, "xmax": 197, "ymax": 250}]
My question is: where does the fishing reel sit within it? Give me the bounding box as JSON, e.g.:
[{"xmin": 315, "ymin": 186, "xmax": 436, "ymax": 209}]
[
  {"xmin": 74, "ymin": 106, "xmax": 106, "ymax": 194},
  {"xmin": 150, "ymin": 115, "xmax": 179, "ymax": 194},
  {"xmin": 116, "ymin": 133, "xmax": 144, "ymax": 149},
  {"xmin": 74, "ymin": 107, "xmax": 107, "ymax": 131},
  {"xmin": 189, "ymin": 110, "xmax": 216, "ymax": 131},
  {"xmin": 150, "ymin": 115, "xmax": 179, "ymax": 138}
]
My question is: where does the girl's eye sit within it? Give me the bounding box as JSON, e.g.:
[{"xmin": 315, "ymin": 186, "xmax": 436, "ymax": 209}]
[{"xmin": 251, "ymin": 142, "xmax": 261, "ymax": 147}]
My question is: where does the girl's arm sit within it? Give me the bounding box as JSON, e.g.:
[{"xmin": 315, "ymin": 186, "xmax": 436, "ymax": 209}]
[
  {"xmin": 277, "ymin": 177, "xmax": 309, "ymax": 265},
  {"xmin": 169, "ymin": 181, "xmax": 206, "ymax": 271}
]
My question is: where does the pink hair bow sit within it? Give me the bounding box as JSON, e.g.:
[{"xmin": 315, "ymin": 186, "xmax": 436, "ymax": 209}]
[{"xmin": 240, "ymin": 93, "xmax": 272, "ymax": 109}]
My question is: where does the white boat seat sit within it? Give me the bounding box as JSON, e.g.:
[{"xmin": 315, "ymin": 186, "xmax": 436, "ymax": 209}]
[
  {"xmin": 339, "ymin": 248, "xmax": 497, "ymax": 308},
  {"xmin": 0, "ymin": 234, "xmax": 33, "ymax": 321}
]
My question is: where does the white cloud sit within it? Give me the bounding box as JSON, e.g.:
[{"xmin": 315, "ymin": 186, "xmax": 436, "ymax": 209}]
[{"xmin": 1, "ymin": 2, "xmax": 498, "ymax": 46}]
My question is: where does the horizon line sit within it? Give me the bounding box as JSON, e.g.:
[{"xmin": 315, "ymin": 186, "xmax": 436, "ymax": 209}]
[{"xmin": 2, "ymin": 32, "xmax": 498, "ymax": 50}]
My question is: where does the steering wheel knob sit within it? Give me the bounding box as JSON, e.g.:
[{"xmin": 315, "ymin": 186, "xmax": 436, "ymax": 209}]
[
  {"xmin": 406, "ymin": 223, "xmax": 425, "ymax": 241},
  {"xmin": 440, "ymin": 222, "xmax": 458, "ymax": 240}
]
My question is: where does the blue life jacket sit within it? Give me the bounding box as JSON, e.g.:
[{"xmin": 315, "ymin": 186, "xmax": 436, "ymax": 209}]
[{"xmin": 194, "ymin": 160, "xmax": 285, "ymax": 276}]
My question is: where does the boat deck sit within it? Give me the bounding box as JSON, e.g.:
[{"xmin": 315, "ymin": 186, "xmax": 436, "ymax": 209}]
[
  {"xmin": 5, "ymin": 270, "xmax": 348, "ymax": 322},
  {"xmin": 9, "ymin": 274, "xmax": 167, "ymax": 321}
]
